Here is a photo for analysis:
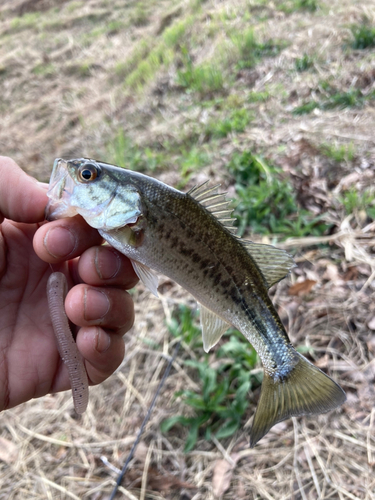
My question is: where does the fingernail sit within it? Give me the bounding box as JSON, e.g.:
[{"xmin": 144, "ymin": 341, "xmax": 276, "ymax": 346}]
[
  {"xmin": 94, "ymin": 327, "xmax": 111, "ymax": 353},
  {"xmin": 94, "ymin": 247, "xmax": 121, "ymax": 280},
  {"xmin": 44, "ymin": 226, "xmax": 77, "ymax": 258},
  {"xmin": 84, "ymin": 288, "xmax": 110, "ymax": 321}
]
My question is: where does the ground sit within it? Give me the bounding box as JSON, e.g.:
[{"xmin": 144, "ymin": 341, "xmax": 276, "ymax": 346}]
[{"xmin": 0, "ymin": 0, "xmax": 375, "ymax": 498}]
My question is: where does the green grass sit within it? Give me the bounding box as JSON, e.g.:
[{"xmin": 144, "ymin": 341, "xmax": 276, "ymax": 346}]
[
  {"xmin": 130, "ymin": 2, "xmax": 149, "ymax": 27},
  {"xmin": 320, "ymin": 142, "xmax": 355, "ymax": 163},
  {"xmin": 107, "ymin": 130, "xmax": 167, "ymax": 172},
  {"xmin": 339, "ymin": 187, "xmax": 375, "ymax": 217},
  {"xmin": 120, "ymin": 16, "xmax": 195, "ymax": 91},
  {"xmin": 162, "ymin": 307, "xmax": 259, "ymax": 451},
  {"xmin": 232, "ymin": 29, "xmax": 286, "ymax": 69},
  {"xmin": 32, "ymin": 62, "xmax": 56, "ymax": 77},
  {"xmin": 205, "ymin": 108, "xmax": 253, "ymax": 138},
  {"xmin": 177, "ymin": 50, "xmax": 225, "ymax": 96},
  {"xmin": 278, "ymin": 0, "xmax": 318, "ymax": 13},
  {"xmin": 293, "ymin": 86, "xmax": 370, "ymax": 115},
  {"xmin": 295, "ymin": 53, "xmax": 314, "ymax": 72},
  {"xmin": 228, "ymin": 150, "xmax": 330, "ymax": 237},
  {"xmin": 350, "ymin": 23, "xmax": 375, "ymax": 49}
]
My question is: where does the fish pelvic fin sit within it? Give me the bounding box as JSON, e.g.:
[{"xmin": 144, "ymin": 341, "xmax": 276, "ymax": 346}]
[{"xmin": 250, "ymin": 351, "xmax": 346, "ymax": 448}]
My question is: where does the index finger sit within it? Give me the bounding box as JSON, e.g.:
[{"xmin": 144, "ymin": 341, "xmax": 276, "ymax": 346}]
[{"xmin": 33, "ymin": 216, "xmax": 103, "ymax": 264}]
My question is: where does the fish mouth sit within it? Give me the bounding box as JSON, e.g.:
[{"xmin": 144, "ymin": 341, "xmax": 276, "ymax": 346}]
[{"xmin": 45, "ymin": 158, "xmax": 77, "ymax": 221}]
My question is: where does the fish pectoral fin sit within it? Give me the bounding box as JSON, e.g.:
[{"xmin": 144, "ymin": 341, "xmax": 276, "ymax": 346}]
[
  {"xmin": 131, "ymin": 260, "xmax": 159, "ymax": 297},
  {"xmin": 200, "ymin": 305, "xmax": 230, "ymax": 352},
  {"xmin": 241, "ymin": 241, "xmax": 296, "ymax": 288},
  {"xmin": 250, "ymin": 351, "xmax": 346, "ymax": 448}
]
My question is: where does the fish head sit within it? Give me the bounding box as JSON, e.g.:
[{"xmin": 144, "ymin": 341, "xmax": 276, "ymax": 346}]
[{"xmin": 45, "ymin": 158, "xmax": 142, "ymax": 230}]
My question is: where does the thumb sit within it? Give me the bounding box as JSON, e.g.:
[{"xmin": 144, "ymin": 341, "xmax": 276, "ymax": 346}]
[{"xmin": 0, "ymin": 156, "xmax": 49, "ymax": 224}]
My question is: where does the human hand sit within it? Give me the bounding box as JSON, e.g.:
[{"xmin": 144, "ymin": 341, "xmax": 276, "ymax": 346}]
[{"xmin": 0, "ymin": 156, "xmax": 138, "ymax": 411}]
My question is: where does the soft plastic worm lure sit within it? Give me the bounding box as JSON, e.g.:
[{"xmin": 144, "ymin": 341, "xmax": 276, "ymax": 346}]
[{"xmin": 47, "ymin": 272, "xmax": 89, "ymax": 414}]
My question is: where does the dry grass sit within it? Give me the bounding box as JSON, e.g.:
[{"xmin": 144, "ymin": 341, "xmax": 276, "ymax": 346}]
[{"xmin": 1, "ymin": 0, "xmax": 375, "ymax": 498}]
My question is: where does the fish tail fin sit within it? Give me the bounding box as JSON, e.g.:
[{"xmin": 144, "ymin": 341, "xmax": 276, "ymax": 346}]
[{"xmin": 250, "ymin": 351, "xmax": 346, "ymax": 448}]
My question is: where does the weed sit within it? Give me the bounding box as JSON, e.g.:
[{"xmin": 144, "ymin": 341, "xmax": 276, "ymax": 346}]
[
  {"xmin": 115, "ymin": 39, "xmax": 152, "ymax": 80},
  {"xmin": 232, "ymin": 29, "xmax": 285, "ymax": 69},
  {"xmin": 130, "ymin": 3, "xmax": 149, "ymax": 27},
  {"xmin": 247, "ymin": 90, "xmax": 270, "ymax": 103},
  {"xmin": 350, "ymin": 23, "xmax": 375, "ymax": 50},
  {"xmin": 125, "ymin": 44, "xmax": 174, "ymax": 90},
  {"xmin": 339, "ymin": 187, "xmax": 375, "ymax": 217},
  {"xmin": 228, "ymin": 150, "xmax": 330, "ymax": 237},
  {"xmin": 10, "ymin": 12, "xmax": 41, "ymax": 32},
  {"xmin": 120, "ymin": 16, "xmax": 194, "ymax": 91},
  {"xmin": 107, "ymin": 130, "xmax": 163, "ymax": 172},
  {"xmin": 279, "ymin": 0, "xmax": 318, "ymax": 13},
  {"xmin": 163, "ymin": 16, "xmax": 194, "ymax": 47},
  {"xmin": 293, "ymin": 86, "xmax": 368, "ymax": 115},
  {"xmin": 162, "ymin": 314, "xmax": 259, "ymax": 451},
  {"xmin": 177, "ymin": 51, "xmax": 224, "ymax": 96},
  {"xmin": 178, "ymin": 147, "xmax": 211, "ymax": 183},
  {"xmin": 295, "ymin": 53, "xmax": 314, "ymax": 72},
  {"xmin": 168, "ymin": 304, "xmax": 202, "ymax": 348},
  {"xmin": 294, "ymin": 0, "xmax": 318, "ymax": 11},
  {"xmin": 32, "ymin": 63, "xmax": 56, "ymax": 77},
  {"xmin": 320, "ymin": 142, "xmax": 355, "ymax": 162},
  {"xmin": 206, "ymin": 109, "xmax": 253, "ymax": 138},
  {"xmin": 322, "ymin": 88, "xmax": 365, "ymax": 109},
  {"xmin": 293, "ymin": 100, "xmax": 319, "ymax": 115}
]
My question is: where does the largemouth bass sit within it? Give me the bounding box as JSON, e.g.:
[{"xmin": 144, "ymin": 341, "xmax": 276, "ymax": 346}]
[{"xmin": 45, "ymin": 158, "xmax": 346, "ymax": 447}]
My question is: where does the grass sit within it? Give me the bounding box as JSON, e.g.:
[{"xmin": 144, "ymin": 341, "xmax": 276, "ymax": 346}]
[
  {"xmin": 320, "ymin": 142, "xmax": 355, "ymax": 162},
  {"xmin": 2, "ymin": 0, "xmax": 374, "ymax": 498},
  {"xmin": 340, "ymin": 187, "xmax": 375, "ymax": 218},
  {"xmin": 205, "ymin": 108, "xmax": 253, "ymax": 138},
  {"xmin": 295, "ymin": 53, "xmax": 314, "ymax": 72},
  {"xmin": 107, "ymin": 130, "xmax": 167, "ymax": 172},
  {"xmin": 177, "ymin": 48, "xmax": 225, "ymax": 96},
  {"xmin": 121, "ymin": 16, "xmax": 195, "ymax": 91},
  {"xmin": 232, "ymin": 29, "xmax": 286, "ymax": 69},
  {"xmin": 163, "ymin": 309, "xmax": 259, "ymax": 451},
  {"xmin": 228, "ymin": 150, "xmax": 330, "ymax": 238},
  {"xmin": 293, "ymin": 85, "xmax": 371, "ymax": 115},
  {"xmin": 278, "ymin": 0, "xmax": 319, "ymax": 13},
  {"xmin": 349, "ymin": 22, "xmax": 375, "ymax": 49}
]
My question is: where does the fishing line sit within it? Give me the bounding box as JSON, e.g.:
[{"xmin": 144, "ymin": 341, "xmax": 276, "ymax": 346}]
[{"xmin": 109, "ymin": 340, "xmax": 181, "ymax": 500}]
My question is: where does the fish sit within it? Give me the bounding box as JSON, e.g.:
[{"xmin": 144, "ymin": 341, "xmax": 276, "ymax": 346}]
[{"xmin": 45, "ymin": 157, "xmax": 346, "ymax": 447}]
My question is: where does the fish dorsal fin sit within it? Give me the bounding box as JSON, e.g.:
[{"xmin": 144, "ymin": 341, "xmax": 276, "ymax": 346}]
[
  {"xmin": 131, "ymin": 259, "xmax": 159, "ymax": 297},
  {"xmin": 200, "ymin": 305, "xmax": 230, "ymax": 352},
  {"xmin": 187, "ymin": 182, "xmax": 237, "ymax": 234},
  {"xmin": 241, "ymin": 240, "xmax": 296, "ymax": 288}
]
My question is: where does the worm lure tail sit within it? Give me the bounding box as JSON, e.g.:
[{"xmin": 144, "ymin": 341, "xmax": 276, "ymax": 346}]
[{"xmin": 47, "ymin": 272, "xmax": 89, "ymax": 414}]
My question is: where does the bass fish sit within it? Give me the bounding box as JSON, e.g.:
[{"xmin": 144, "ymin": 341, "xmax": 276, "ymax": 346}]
[{"xmin": 45, "ymin": 158, "xmax": 346, "ymax": 447}]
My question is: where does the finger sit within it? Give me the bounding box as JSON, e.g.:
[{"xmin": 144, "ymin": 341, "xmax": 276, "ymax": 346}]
[
  {"xmin": 78, "ymin": 246, "xmax": 138, "ymax": 289},
  {"xmin": 76, "ymin": 326, "xmax": 125, "ymax": 385},
  {"xmin": 0, "ymin": 156, "xmax": 48, "ymax": 223},
  {"xmin": 33, "ymin": 215, "xmax": 103, "ymax": 264},
  {"xmin": 65, "ymin": 284, "xmax": 135, "ymax": 332}
]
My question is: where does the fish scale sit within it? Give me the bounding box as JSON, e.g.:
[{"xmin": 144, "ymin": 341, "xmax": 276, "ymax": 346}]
[{"xmin": 46, "ymin": 158, "xmax": 346, "ymax": 447}]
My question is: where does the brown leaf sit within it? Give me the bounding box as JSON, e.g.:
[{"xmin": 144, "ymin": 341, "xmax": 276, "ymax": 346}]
[
  {"xmin": 0, "ymin": 437, "xmax": 18, "ymax": 464},
  {"xmin": 212, "ymin": 454, "xmax": 240, "ymax": 498},
  {"xmin": 288, "ymin": 280, "xmax": 317, "ymax": 296}
]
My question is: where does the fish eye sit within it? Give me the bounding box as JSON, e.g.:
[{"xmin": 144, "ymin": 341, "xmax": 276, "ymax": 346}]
[{"xmin": 78, "ymin": 163, "xmax": 99, "ymax": 182}]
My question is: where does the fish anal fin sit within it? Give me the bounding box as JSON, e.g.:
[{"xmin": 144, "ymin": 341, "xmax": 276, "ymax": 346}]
[
  {"xmin": 200, "ymin": 305, "xmax": 230, "ymax": 352},
  {"xmin": 241, "ymin": 241, "xmax": 296, "ymax": 288},
  {"xmin": 131, "ymin": 260, "xmax": 159, "ymax": 297},
  {"xmin": 250, "ymin": 351, "xmax": 346, "ymax": 448}
]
